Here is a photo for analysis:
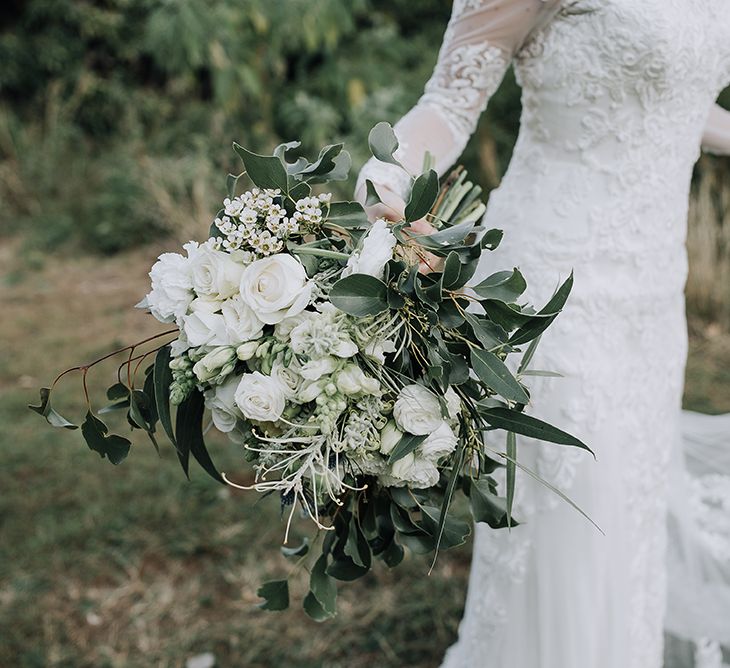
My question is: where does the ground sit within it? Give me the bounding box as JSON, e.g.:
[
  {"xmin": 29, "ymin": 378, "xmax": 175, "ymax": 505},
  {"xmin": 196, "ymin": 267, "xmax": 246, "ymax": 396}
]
[{"xmin": 1, "ymin": 239, "xmax": 728, "ymax": 668}]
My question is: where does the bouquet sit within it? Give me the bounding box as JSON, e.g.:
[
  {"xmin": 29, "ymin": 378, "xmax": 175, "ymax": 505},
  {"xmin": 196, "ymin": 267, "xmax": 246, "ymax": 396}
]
[{"xmin": 30, "ymin": 123, "xmax": 591, "ymax": 620}]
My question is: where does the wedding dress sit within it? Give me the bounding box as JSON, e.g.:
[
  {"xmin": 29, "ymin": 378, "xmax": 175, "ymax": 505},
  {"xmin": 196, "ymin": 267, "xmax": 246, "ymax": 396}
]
[{"xmin": 356, "ymin": 2, "xmax": 730, "ymax": 667}]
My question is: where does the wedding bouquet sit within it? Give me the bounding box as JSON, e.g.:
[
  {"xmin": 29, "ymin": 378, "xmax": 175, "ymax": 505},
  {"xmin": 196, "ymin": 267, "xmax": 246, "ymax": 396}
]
[{"xmin": 30, "ymin": 123, "xmax": 590, "ymax": 620}]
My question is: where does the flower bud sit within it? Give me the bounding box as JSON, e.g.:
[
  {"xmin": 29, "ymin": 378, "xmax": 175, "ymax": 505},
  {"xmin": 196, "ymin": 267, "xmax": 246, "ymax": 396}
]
[{"xmin": 236, "ymin": 341, "xmax": 259, "ymax": 361}]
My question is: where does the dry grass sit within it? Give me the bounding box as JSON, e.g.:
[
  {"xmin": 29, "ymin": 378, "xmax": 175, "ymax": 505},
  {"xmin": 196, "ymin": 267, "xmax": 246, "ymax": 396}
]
[
  {"xmin": 1, "ymin": 234, "xmax": 729, "ymax": 668},
  {"xmin": 687, "ymin": 158, "xmax": 730, "ymax": 329}
]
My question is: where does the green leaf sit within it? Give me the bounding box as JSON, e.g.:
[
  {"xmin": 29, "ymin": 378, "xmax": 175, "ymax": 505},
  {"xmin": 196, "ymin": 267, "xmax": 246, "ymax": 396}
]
[
  {"xmin": 419, "ymin": 506, "xmax": 470, "ymax": 550},
  {"xmin": 481, "ymin": 228, "xmax": 503, "ymax": 250},
  {"xmin": 300, "ymin": 143, "xmax": 343, "ymax": 177},
  {"xmin": 128, "ymin": 389, "xmax": 151, "ymax": 430},
  {"xmin": 470, "ymin": 349, "xmax": 529, "ymax": 404},
  {"xmin": 303, "ymin": 591, "xmax": 331, "ymax": 622},
  {"xmin": 233, "ymin": 143, "xmax": 288, "ymax": 192},
  {"xmin": 325, "ymin": 201, "xmax": 368, "ymax": 229},
  {"xmin": 257, "ymin": 580, "xmax": 289, "ymax": 611},
  {"xmin": 106, "ymin": 383, "xmax": 129, "ymax": 401},
  {"xmin": 153, "ymin": 345, "xmax": 176, "ymax": 447},
  {"xmin": 479, "ymin": 407, "xmax": 593, "ymax": 455},
  {"xmin": 506, "ymin": 431, "xmax": 517, "ymax": 527},
  {"xmin": 175, "ymin": 391, "xmax": 224, "ymax": 483},
  {"xmin": 382, "ymin": 539, "xmax": 405, "ymax": 567},
  {"xmin": 417, "ymin": 219, "xmax": 475, "ymax": 247},
  {"xmin": 472, "ymin": 269, "xmax": 527, "ymax": 302},
  {"xmin": 430, "ymin": 442, "xmax": 466, "ymax": 566},
  {"xmin": 387, "ymin": 433, "xmax": 428, "ymax": 465},
  {"xmin": 344, "ymin": 517, "xmax": 372, "ymax": 569},
  {"xmin": 470, "ymin": 478, "xmax": 515, "ymax": 529},
  {"xmin": 509, "ymin": 272, "xmax": 574, "ymax": 346},
  {"xmin": 463, "ymin": 312, "xmax": 509, "ymax": 350},
  {"xmin": 330, "ymin": 274, "xmax": 389, "ymax": 317},
  {"xmin": 405, "ymin": 169, "xmax": 438, "ymax": 222},
  {"xmin": 29, "ymin": 388, "xmax": 78, "ymax": 429},
  {"xmin": 81, "ymin": 411, "xmax": 131, "ymax": 464},
  {"xmin": 309, "ymin": 555, "xmax": 337, "ymax": 618},
  {"xmin": 326, "ymin": 151, "xmax": 352, "ymax": 182},
  {"xmin": 365, "ymin": 179, "xmax": 382, "ymax": 206},
  {"xmin": 288, "ymin": 180, "xmax": 311, "ymax": 201},
  {"xmin": 280, "ymin": 539, "xmax": 309, "ymax": 558},
  {"xmin": 368, "ymin": 121, "xmax": 402, "ymax": 167}
]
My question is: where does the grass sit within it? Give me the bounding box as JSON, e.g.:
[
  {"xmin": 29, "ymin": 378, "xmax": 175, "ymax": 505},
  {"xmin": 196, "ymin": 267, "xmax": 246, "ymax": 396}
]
[{"xmin": 1, "ymin": 238, "xmax": 729, "ymax": 668}]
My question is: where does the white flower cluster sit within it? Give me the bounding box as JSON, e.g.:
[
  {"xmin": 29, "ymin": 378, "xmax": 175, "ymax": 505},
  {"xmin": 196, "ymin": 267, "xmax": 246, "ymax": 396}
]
[
  {"xmin": 208, "ymin": 188, "xmax": 332, "ymax": 257},
  {"xmin": 138, "ymin": 188, "xmax": 463, "ymax": 525}
]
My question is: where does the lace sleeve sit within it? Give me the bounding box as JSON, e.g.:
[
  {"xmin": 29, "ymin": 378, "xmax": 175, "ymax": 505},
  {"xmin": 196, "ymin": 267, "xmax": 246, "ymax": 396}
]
[
  {"xmin": 355, "ymin": 0, "xmax": 562, "ymax": 208},
  {"xmin": 701, "ymin": 104, "xmax": 730, "ymax": 156}
]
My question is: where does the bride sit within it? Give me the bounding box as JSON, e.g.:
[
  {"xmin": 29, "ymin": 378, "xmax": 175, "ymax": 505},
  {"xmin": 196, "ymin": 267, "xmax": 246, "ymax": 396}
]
[{"xmin": 356, "ymin": 2, "xmax": 730, "ymax": 667}]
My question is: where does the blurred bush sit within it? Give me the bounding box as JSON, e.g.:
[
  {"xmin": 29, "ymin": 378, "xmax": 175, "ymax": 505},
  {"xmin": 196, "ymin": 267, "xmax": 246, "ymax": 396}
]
[{"xmin": 0, "ymin": 0, "xmax": 728, "ymax": 328}]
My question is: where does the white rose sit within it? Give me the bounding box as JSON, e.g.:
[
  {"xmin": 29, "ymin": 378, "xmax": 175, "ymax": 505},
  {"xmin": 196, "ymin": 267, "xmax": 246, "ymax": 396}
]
[
  {"xmin": 379, "ymin": 420, "xmax": 403, "ymax": 455},
  {"xmin": 420, "ymin": 421, "xmax": 457, "ymax": 462},
  {"xmin": 234, "ymin": 371, "xmax": 286, "ymax": 422},
  {"xmin": 342, "ymin": 218, "xmax": 396, "ymax": 280},
  {"xmin": 300, "ymin": 356, "xmax": 338, "ymax": 381},
  {"xmin": 183, "ymin": 309, "xmax": 228, "ymax": 348},
  {"xmin": 335, "ymin": 364, "xmax": 380, "ymax": 396},
  {"xmin": 142, "ymin": 251, "xmax": 193, "ymax": 323},
  {"xmin": 192, "ymin": 346, "xmax": 237, "ymax": 383},
  {"xmin": 204, "ymin": 376, "xmax": 242, "ymax": 432},
  {"xmin": 272, "ymin": 359, "xmax": 305, "ymax": 400},
  {"xmin": 221, "ymin": 295, "xmax": 264, "ymax": 344},
  {"xmin": 390, "ymin": 453, "xmax": 440, "ymax": 489},
  {"xmin": 393, "ymin": 384, "xmax": 443, "ymax": 435},
  {"xmin": 240, "ymin": 254, "xmax": 312, "ymax": 325},
  {"xmin": 190, "ymin": 245, "xmax": 244, "ymax": 300}
]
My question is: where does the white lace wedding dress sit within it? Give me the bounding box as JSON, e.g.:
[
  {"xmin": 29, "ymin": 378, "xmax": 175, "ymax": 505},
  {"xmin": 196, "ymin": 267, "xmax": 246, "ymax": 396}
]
[{"xmin": 356, "ymin": 2, "xmax": 730, "ymax": 667}]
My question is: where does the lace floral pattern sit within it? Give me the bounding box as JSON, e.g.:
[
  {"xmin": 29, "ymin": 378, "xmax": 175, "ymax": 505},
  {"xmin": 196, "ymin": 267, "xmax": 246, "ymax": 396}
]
[{"xmin": 421, "ymin": 42, "xmax": 509, "ymax": 139}]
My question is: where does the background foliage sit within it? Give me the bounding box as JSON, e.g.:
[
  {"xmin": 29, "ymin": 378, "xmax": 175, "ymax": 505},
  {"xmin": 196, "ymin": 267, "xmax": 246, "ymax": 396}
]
[{"xmin": 1, "ymin": 2, "xmax": 730, "ymax": 666}]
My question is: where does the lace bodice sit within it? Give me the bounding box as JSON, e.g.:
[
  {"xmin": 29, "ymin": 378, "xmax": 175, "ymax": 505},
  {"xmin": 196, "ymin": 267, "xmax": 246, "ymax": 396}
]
[{"xmin": 357, "ymin": 3, "xmax": 730, "ymax": 668}]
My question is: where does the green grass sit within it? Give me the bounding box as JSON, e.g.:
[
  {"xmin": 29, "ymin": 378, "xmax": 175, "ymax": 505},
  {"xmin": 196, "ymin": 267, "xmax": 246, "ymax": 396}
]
[{"xmin": 1, "ymin": 241, "xmax": 729, "ymax": 667}]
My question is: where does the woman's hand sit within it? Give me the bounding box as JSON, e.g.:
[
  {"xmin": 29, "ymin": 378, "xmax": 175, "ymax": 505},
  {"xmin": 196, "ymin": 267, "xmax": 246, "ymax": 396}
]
[{"xmin": 358, "ymin": 182, "xmax": 443, "ymax": 274}]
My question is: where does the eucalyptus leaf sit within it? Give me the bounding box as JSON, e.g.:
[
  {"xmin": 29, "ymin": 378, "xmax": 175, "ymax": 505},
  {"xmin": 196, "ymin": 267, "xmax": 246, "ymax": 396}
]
[
  {"xmin": 81, "ymin": 411, "xmax": 131, "ymax": 464},
  {"xmin": 364, "ymin": 179, "xmax": 383, "ymax": 206},
  {"xmin": 470, "ymin": 349, "xmax": 530, "ymax": 404},
  {"xmin": 257, "ymin": 580, "xmax": 289, "ymax": 611},
  {"xmin": 472, "ymin": 268, "xmax": 527, "ymax": 302},
  {"xmin": 506, "ymin": 431, "xmax": 517, "ymax": 527},
  {"xmin": 325, "ymin": 201, "xmax": 368, "ymax": 229},
  {"xmin": 29, "ymin": 388, "xmax": 78, "ymax": 430},
  {"xmin": 368, "ymin": 121, "xmax": 403, "ymax": 167},
  {"xmin": 405, "ymin": 169, "xmax": 438, "ymax": 222},
  {"xmin": 470, "ymin": 478, "xmax": 515, "ymax": 529},
  {"xmin": 387, "ymin": 433, "xmax": 428, "ymax": 465},
  {"xmin": 330, "ymin": 274, "xmax": 389, "ymax": 317},
  {"xmin": 175, "ymin": 390, "xmax": 225, "ymax": 483},
  {"xmin": 300, "ymin": 143, "xmax": 343, "ymax": 177},
  {"xmin": 153, "ymin": 345, "xmax": 176, "ymax": 447},
  {"xmin": 309, "ymin": 555, "xmax": 337, "ymax": 617},
  {"xmin": 233, "ymin": 143, "xmax": 288, "ymax": 192},
  {"xmin": 509, "ymin": 272, "xmax": 574, "ymax": 346},
  {"xmin": 479, "ymin": 406, "xmax": 593, "ymax": 454}
]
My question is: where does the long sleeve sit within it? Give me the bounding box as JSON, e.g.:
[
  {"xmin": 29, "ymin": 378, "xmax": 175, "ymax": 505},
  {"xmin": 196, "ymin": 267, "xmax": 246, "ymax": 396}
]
[
  {"xmin": 701, "ymin": 104, "xmax": 730, "ymax": 156},
  {"xmin": 355, "ymin": 0, "xmax": 562, "ymax": 211}
]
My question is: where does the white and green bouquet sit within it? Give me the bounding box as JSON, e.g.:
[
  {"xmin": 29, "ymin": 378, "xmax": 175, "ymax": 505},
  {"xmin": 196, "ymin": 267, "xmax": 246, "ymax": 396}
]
[{"xmin": 31, "ymin": 123, "xmax": 590, "ymax": 620}]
